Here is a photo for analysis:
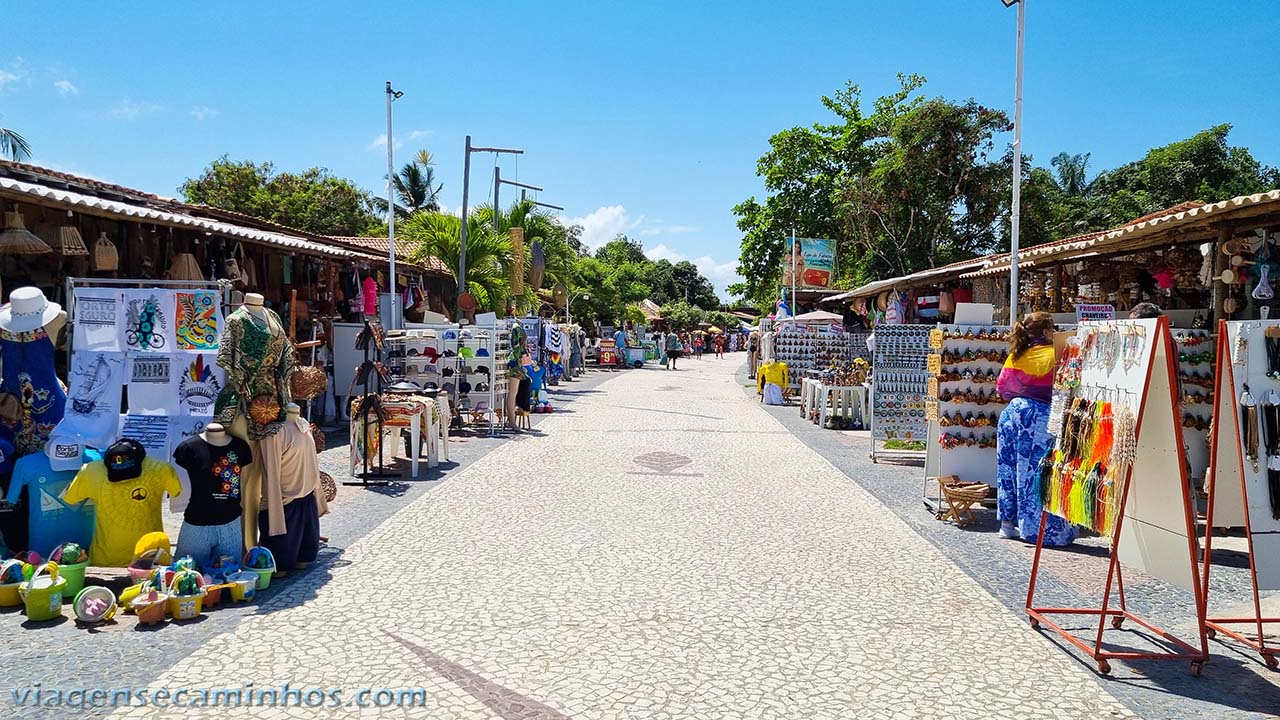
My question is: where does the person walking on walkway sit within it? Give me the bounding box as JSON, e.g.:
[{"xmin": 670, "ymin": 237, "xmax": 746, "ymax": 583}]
[
  {"xmin": 748, "ymin": 332, "xmax": 760, "ymax": 378},
  {"xmin": 613, "ymin": 326, "xmax": 628, "ymax": 369},
  {"xmin": 994, "ymin": 312, "xmax": 1075, "ymax": 547},
  {"xmin": 713, "ymin": 333, "xmax": 725, "ymax": 359},
  {"xmin": 693, "ymin": 334, "xmax": 704, "ymax": 359},
  {"xmin": 665, "ymin": 330, "xmax": 683, "ymax": 370}
]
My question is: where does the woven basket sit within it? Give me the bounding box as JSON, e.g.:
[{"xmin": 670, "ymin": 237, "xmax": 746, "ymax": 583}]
[
  {"xmin": 168, "ymin": 253, "xmax": 204, "ymax": 281},
  {"xmin": 290, "ymin": 364, "xmax": 328, "ymax": 401},
  {"xmin": 92, "ymin": 232, "xmax": 119, "ymax": 271},
  {"xmin": 57, "ymin": 226, "xmax": 90, "ymax": 256},
  {"xmin": 319, "ymin": 471, "xmax": 336, "ymax": 503},
  {"xmin": 310, "ymin": 422, "xmax": 326, "ymax": 453}
]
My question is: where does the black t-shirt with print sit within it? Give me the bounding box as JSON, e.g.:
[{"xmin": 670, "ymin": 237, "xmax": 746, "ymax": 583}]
[{"xmin": 172, "ymin": 436, "xmax": 253, "ymax": 527}]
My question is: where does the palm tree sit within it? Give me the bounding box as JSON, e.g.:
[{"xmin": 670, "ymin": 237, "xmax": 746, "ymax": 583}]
[
  {"xmin": 401, "ymin": 210, "xmax": 511, "ymax": 311},
  {"xmin": 0, "ymin": 127, "xmax": 32, "ymax": 162},
  {"xmin": 1051, "ymin": 152, "xmax": 1093, "ymax": 197},
  {"xmin": 385, "ymin": 149, "xmax": 442, "ymax": 217},
  {"xmin": 486, "ymin": 199, "xmax": 579, "ymax": 313}
]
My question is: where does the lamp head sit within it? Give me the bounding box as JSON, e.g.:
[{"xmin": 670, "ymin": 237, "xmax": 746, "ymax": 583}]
[{"xmin": 1001, "ymin": 0, "xmax": 1019, "ymax": 6}]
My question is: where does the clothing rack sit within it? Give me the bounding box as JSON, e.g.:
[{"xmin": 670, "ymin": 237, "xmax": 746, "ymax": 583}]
[{"xmin": 345, "ymin": 319, "xmax": 395, "ymax": 486}]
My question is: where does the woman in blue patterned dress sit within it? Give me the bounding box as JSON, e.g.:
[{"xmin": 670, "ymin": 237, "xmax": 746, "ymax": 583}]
[{"xmin": 995, "ymin": 312, "xmax": 1075, "ymax": 546}]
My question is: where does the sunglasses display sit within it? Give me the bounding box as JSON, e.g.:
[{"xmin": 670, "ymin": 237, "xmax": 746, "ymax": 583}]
[{"xmin": 872, "ymin": 324, "xmax": 932, "ymax": 441}]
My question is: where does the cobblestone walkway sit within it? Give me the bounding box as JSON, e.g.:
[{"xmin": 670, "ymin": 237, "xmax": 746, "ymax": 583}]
[{"xmin": 113, "ymin": 358, "xmax": 1137, "ymax": 719}]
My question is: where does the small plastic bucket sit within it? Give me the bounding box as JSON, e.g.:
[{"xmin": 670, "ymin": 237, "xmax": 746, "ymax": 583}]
[
  {"xmin": 58, "ymin": 560, "xmax": 89, "ymax": 597},
  {"xmin": 243, "ymin": 547, "xmax": 276, "ymax": 590},
  {"xmin": 165, "ymin": 571, "xmax": 206, "ymax": 620},
  {"xmin": 18, "ymin": 562, "xmax": 67, "ymax": 622},
  {"xmin": 201, "ymin": 583, "xmax": 225, "ymax": 608},
  {"xmin": 0, "ymin": 559, "xmax": 24, "ymax": 607},
  {"xmin": 73, "ymin": 586, "xmax": 117, "ymax": 623},
  {"xmin": 226, "ymin": 572, "xmax": 257, "ymax": 602},
  {"xmin": 250, "ymin": 567, "xmax": 274, "ymax": 590},
  {"xmin": 133, "ymin": 593, "xmax": 168, "ymax": 626}
]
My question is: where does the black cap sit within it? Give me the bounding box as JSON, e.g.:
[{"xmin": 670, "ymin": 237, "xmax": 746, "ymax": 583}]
[{"xmin": 105, "ymin": 438, "xmax": 146, "ymax": 482}]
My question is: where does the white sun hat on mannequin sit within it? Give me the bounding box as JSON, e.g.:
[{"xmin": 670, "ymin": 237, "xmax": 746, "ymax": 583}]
[{"xmin": 0, "ymin": 287, "xmax": 63, "ymax": 333}]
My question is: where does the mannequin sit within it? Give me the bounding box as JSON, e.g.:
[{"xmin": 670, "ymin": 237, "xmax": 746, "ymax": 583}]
[
  {"xmin": 0, "ymin": 286, "xmax": 68, "ymax": 458},
  {"xmin": 214, "ymin": 292, "xmax": 294, "ymax": 550},
  {"xmin": 257, "ymin": 403, "xmax": 326, "ymax": 572},
  {"xmin": 172, "ymin": 422, "xmax": 253, "ymax": 566}
]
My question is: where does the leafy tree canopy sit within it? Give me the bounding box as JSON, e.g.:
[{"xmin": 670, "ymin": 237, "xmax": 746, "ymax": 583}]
[{"xmin": 181, "ymin": 156, "xmax": 382, "ymax": 236}]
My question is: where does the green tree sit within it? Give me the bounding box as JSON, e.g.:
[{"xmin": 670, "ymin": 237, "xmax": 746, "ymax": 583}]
[
  {"xmin": 0, "ymin": 126, "xmax": 32, "ymax": 162},
  {"xmin": 659, "ymin": 300, "xmax": 706, "ymax": 330},
  {"xmin": 594, "ymin": 235, "xmax": 648, "ymax": 266},
  {"xmin": 401, "ymin": 211, "xmax": 510, "ymax": 311},
  {"xmin": 181, "ymin": 156, "xmax": 381, "ymax": 235},
  {"xmin": 380, "ymin": 149, "xmax": 443, "ymax": 217}
]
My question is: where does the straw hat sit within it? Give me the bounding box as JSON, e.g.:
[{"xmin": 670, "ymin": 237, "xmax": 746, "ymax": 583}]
[
  {"xmin": 0, "ymin": 287, "xmax": 62, "ymax": 332},
  {"xmin": 0, "ymin": 211, "xmax": 53, "ymax": 255}
]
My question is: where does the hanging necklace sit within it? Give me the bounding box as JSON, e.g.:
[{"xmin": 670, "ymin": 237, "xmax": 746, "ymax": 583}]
[
  {"xmin": 1235, "ymin": 324, "xmax": 1252, "ymax": 367},
  {"xmin": 1242, "ymin": 383, "xmax": 1261, "ymax": 473},
  {"xmin": 1122, "ymin": 325, "xmax": 1146, "ymax": 370},
  {"xmin": 1266, "ymin": 326, "xmax": 1280, "ymax": 379}
]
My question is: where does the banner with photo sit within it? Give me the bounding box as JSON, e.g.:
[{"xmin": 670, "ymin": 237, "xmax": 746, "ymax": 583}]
[{"xmin": 780, "ymin": 237, "xmax": 836, "ymax": 289}]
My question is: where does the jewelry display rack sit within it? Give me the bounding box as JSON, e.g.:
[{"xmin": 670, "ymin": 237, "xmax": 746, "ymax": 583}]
[
  {"xmin": 1200, "ymin": 320, "xmax": 1280, "ymax": 670},
  {"xmin": 870, "ymin": 324, "xmax": 932, "ymax": 463},
  {"xmin": 774, "ymin": 327, "xmax": 872, "ymax": 390},
  {"xmin": 346, "ymin": 319, "xmax": 396, "ymax": 487},
  {"xmin": 1171, "ymin": 328, "xmax": 1215, "ymax": 484},
  {"xmin": 1026, "ymin": 317, "xmax": 1208, "ymax": 676}
]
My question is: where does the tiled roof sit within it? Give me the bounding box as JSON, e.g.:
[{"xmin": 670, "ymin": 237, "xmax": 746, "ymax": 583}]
[{"xmin": 325, "ymin": 236, "xmax": 452, "ymax": 277}]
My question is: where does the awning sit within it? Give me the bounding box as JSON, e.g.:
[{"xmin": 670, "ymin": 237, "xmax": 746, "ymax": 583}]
[{"xmin": 0, "ymin": 175, "xmax": 387, "ymax": 263}]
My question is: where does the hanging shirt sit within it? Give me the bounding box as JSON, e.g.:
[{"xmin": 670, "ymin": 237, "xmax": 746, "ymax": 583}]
[
  {"xmin": 172, "ymin": 436, "xmax": 253, "ymax": 527},
  {"xmin": 62, "ymin": 457, "xmax": 181, "ymax": 566},
  {"xmin": 6, "ymin": 450, "xmax": 101, "ymax": 555},
  {"xmin": 362, "ymin": 276, "xmax": 379, "ymax": 316}
]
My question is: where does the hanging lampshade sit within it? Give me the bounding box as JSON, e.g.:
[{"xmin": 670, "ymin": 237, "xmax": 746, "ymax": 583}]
[
  {"xmin": 0, "ymin": 211, "xmax": 53, "ymax": 255},
  {"xmin": 55, "ymin": 226, "xmax": 90, "ymax": 256}
]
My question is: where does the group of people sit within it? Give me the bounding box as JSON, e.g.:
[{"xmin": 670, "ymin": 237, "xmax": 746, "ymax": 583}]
[{"xmin": 652, "ymin": 331, "xmax": 727, "ymax": 369}]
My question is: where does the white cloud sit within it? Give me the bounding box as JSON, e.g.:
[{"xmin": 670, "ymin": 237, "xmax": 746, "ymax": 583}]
[
  {"xmin": 53, "ymin": 79, "xmax": 78, "ymax": 96},
  {"xmin": 408, "ymin": 129, "xmax": 432, "ymax": 140},
  {"xmin": 368, "ymin": 133, "xmax": 403, "ymax": 151},
  {"xmin": 639, "ymin": 224, "xmax": 697, "ymax": 237},
  {"xmin": 644, "ymin": 243, "xmax": 742, "ymax": 299},
  {"xmin": 109, "ymin": 98, "xmax": 163, "ymax": 120},
  {"xmin": 0, "ymin": 70, "xmax": 20, "ymax": 89},
  {"xmin": 0, "ymin": 58, "xmax": 26, "ymax": 90},
  {"xmin": 563, "ymin": 205, "xmax": 641, "ymax": 249},
  {"xmin": 190, "ymin": 105, "xmax": 218, "ymax": 120}
]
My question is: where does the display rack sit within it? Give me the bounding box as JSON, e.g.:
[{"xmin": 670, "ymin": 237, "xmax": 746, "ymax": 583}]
[
  {"xmin": 346, "ymin": 319, "xmax": 396, "ymax": 486},
  {"xmin": 773, "ymin": 327, "xmax": 872, "ymax": 390},
  {"xmin": 1171, "ymin": 328, "xmax": 1215, "ymax": 484},
  {"xmin": 870, "ymin": 324, "xmax": 931, "ymax": 463},
  {"xmin": 1026, "ymin": 317, "xmax": 1208, "ymax": 676},
  {"xmin": 923, "ymin": 324, "xmax": 1010, "ymax": 513},
  {"xmin": 1200, "ymin": 320, "xmax": 1280, "ymax": 670}
]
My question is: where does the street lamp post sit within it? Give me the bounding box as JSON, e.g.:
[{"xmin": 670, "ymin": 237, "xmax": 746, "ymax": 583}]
[
  {"xmin": 1003, "ymin": 0, "xmax": 1026, "ymax": 321},
  {"xmin": 458, "ymin": 137, "xmax": 523, "ymax": 319},
  {"xmin": 385, "ymin": 81, "xmax": 404, "ymax": 328}
]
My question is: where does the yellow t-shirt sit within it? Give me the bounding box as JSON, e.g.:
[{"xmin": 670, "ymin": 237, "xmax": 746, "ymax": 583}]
[{"xmin": 63, "ymin": 458, "xmax": 181, "ymax": 567}]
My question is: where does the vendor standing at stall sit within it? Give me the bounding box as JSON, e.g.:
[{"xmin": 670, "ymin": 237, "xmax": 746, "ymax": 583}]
[
  {"xmin": 613, "ymin": 326, "xmax": 628, "ymax": 369},
  {"xmin": 994, "ymin": 312, "xmax": 1075, "ymax": 547}
]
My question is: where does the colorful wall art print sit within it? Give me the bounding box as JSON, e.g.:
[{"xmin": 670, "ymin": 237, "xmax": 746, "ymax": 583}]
[
  {"xmin": 122, "ymin": 290, "xmax": 175, "ymax": 353},
  {"xmin": 177, "ymin": 354, "xmax": 224, "ymax": 416},
  {"xmin": 174, "ymin": 290, "xmax": 221, "ymax": 351}
]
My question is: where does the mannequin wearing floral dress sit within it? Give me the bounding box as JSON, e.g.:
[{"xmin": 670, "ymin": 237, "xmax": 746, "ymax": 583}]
[
  {"xmin": 0, "ymin": 288, "xmax": 67, "ymax": 459},
  {"xmin": 214, "ymin": 294, "xmax": 294, "ymax": 550}
]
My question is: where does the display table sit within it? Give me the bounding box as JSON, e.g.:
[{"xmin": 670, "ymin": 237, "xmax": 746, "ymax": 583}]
[
  {"xmin": 800, "ymin": 379, "xmax": 868, "ymax": 429},
  {"xmin": 349, "ymin": 395, "xmax": 448, "ymax": 479}
]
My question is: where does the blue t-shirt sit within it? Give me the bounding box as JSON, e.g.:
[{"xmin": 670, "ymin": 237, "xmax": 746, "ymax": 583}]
[
  {"xmin": 613, "ymin": 330, "xmax": 626, "ymax": 349},
  {"xmin": 6, "ymin": 450, "xmax": 101, "ymax": 556}
]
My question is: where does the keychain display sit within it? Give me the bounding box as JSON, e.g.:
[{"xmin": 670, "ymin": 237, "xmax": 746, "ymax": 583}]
[{"xmin": 871, "ymin": 325, "xmax": 931, "ymax": 441}]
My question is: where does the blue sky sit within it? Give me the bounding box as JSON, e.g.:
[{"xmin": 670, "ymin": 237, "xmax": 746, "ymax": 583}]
[{"xmin": 3, "ymin": 1, "xmax": 1279, "ymax": 299}]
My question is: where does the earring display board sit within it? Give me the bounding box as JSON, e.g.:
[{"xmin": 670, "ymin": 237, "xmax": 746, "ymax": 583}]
[
  {"xmin": 1201, "ymin": 320, "xmax": 1280, "ymax": 669},
  {"xmin": 1171, "ymin": 328, "xmax": 1215, "ymax": 483},
  {"xmin": 923, "ymin": 325, "xmax": 1009, "ymax": 513},
  {"xmin": 870, "ymin": 324, "xmax": 931, "ymax": 463},
  {"xmin": 1026, "ymin": 317, "xmax": 1208, "ymax": 676},
  {"xmin": 774, "ymin": 328, "xmax": 872, "ymax": 388}
]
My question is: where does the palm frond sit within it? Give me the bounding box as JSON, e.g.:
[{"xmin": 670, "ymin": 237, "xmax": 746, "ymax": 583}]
[{"xmin": 0, "ymin": 128, "xmax": 32, "ymax": 162}]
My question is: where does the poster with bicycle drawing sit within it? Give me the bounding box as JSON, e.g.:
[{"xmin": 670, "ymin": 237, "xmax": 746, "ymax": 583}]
[{"xmin": 121, "ymin": 289, "xmax": 175, "ymax": 353}]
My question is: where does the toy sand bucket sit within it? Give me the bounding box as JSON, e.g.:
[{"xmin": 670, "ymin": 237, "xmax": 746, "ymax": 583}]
[
  {"xmin": 0, "ymin": 559, "xmax": 26, "ymax": 607},
  {"xmin": 73, "ymin": 586, "xmax": 117, "ymax": 623},
  {"xmin": 201, "ymin": 582, "xmax": 226, "ymax": 609},
  {"xmin": 165, "ymin": 571, "xmax": 206, "ymax": 621},
  {"xmin": 132, "ymin": 591, "xmax": 168, "ymax": 626},
  {"xmin": 243, "ymin": 547, "xmax": 276, "ymax": 590},
  {"xmin": 226, "ymin": 572, "xmax": 257, "ymax": 602},
  {"xmin": 128, "ymin": 535, "xmax": 172, "ymax": 582},
  {"xmin": 57, "ymin": 561, "xmax": 88, "ymax": 597},
  {"xmin": 18, "ymin": 562, "xmax": 67, "ymax": 622}
]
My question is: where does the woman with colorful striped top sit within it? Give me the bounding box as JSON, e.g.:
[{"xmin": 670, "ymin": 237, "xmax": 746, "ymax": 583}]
[{"xmin": 994, "ymin": 312, "xmax": 1076, "ymax": 546}]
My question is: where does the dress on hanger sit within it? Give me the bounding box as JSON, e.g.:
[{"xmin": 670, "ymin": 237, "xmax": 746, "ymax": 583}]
[
  {"xmin": 0, "ymin": 326, "xmax": 66, "ymax": 457},
  {"xmin": 214, "ymin": 307, "xmax": 294, "ymax": 440}
]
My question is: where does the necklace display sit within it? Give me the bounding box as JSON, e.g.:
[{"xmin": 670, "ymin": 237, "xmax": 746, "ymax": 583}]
[{"xmin": 1241, "ymin": 384, "xmax": 1260, "ymax": 473}]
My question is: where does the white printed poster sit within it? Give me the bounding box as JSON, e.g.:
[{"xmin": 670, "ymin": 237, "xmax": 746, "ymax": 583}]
[
  {"xmin": 59, "ymin": 351, "xmax": 127, "ymax": 450},
  {"xmin": 121, "ymin": 289, "xmax": 175, "ymax": 353},
  {"xmin": 72, "ymin": 288, "xmax": 122, "ymax": 352},
  {"xmin": 175, "ymin": 354, "xmax": 224, "ymax": 416},
  {"xmin": 118, "ymin": 414, "xmax": 169, "ymax": 460},
  {"xmin": 126, "ymin": 354, "xmax": 178, "ymax": 415}
]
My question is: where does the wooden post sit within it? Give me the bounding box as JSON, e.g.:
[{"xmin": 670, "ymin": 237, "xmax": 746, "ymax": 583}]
[
  {"xmin": 1213, "ymin": 226, "xmax": 1230, "ymax": 324},
  {"xmin": 1052, "ymin": 265, "xmax": 1063, "ymax": 313}
]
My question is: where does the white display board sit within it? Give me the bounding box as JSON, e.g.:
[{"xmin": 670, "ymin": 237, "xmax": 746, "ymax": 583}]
[{"xmin": 1206, "ymin": 321, "xmax": 1280, "ymax": 590}]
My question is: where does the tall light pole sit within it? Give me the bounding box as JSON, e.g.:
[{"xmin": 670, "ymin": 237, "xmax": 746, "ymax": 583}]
[
  {"xmin": 1004, "ymin": 0, "xmax": 1025, "ymax": 321},
  {"xmin": 458, "ymin": 137, "xmax": 523, "ymax": 319},
  {"xmin": 493, "ymin": 168, "xmax": 549, "ymax": 232},
  {"xmin": 385, "ymin": 81, "xmax": 404, "ymax": 328}
]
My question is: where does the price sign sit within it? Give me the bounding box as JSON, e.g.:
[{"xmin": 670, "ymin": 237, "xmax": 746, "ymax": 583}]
[
  {"xmin": 929, "ymin": 328, "xmax": 944, "ymax": 349},
  {"xmin": 927, "ymin": 353, "xmax": 942, "ymax": 375},
  {"xmin": 925, "ymin": 399, "xmax": 939, "ymax": 421},
  {"xmin": 927, "ymin": 376, "xmax": 939, "ymax": 398}
]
